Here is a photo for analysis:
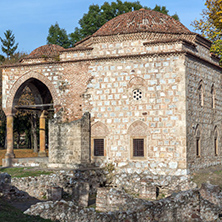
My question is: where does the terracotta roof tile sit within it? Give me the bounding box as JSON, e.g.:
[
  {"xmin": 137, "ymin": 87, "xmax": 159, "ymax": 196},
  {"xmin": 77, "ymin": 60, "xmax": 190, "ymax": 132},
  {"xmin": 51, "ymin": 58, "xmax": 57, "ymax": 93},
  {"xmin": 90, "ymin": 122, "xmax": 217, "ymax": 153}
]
[
  {"xmin": 93, "ymin": 9, "xmax": 191, "ymax": 37},
  {"xmin": 27, "ymin": 44, "xmax": 64, "ymax": 59}
]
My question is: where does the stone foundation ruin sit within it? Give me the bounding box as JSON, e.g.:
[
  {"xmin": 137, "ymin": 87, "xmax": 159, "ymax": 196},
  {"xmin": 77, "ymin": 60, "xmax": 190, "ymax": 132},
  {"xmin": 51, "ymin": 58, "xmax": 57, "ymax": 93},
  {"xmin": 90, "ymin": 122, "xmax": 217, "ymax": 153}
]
[{"xmin": 1, "ymin": 168, "xmax": 222, "ymax": 222}]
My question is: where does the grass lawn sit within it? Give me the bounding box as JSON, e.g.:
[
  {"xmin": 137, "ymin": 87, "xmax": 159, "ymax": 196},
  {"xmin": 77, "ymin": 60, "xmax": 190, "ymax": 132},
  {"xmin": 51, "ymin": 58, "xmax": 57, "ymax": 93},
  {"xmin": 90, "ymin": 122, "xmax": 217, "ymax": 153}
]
[
  {"xmin": 0, "ymin": 167, "xmax": 52, "ymax": 178},
  {"xmin": 191, "ymin": 165, "xmax": 222, "ymax": 188}
]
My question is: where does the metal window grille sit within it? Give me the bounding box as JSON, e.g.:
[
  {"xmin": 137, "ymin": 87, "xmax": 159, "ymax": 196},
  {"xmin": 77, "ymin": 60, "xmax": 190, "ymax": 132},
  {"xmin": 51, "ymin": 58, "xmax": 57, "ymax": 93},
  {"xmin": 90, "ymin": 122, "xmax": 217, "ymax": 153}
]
[
  {"xmin": 133, "ymin": 139, "xmax": 144, "ymax": 157},
  {"xmin": 94, "ymin": 139, "xmax": 104, "ymax": 156}
]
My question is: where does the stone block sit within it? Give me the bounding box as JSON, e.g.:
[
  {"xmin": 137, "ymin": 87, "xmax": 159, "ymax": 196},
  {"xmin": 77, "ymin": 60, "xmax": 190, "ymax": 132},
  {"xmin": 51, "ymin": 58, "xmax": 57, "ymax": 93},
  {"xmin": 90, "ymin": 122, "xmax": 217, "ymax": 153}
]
[{"xmin": 47, "ymin": 186, "xmax": 63, "ymax": 201}]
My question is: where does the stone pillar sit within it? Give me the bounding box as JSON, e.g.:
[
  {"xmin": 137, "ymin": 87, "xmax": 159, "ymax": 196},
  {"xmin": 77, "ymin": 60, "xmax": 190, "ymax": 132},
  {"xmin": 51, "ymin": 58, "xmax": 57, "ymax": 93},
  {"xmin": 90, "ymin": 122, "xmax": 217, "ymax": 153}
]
[
  {"xmin": 5, "ymin": 115, "xmax": 15, "ymax": 167},
  {"xmin": 38, "ymin": 111, "xmax": 47, "ymax": 157}
]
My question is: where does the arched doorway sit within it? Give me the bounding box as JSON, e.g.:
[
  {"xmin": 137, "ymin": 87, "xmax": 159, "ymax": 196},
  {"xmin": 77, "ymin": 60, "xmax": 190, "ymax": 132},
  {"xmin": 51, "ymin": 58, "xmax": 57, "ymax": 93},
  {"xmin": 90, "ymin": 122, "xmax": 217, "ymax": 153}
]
[{"xmin": 4, "ymin": 78, "xmax": 54, "ymax": 166}]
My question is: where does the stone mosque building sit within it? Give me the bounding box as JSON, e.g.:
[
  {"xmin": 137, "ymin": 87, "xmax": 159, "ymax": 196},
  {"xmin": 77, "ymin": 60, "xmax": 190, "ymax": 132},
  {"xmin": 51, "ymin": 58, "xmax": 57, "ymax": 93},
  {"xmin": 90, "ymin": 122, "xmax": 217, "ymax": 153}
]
[{"xmin": 1, "ymin": 9, "xmax": 222, "ymax": 175}]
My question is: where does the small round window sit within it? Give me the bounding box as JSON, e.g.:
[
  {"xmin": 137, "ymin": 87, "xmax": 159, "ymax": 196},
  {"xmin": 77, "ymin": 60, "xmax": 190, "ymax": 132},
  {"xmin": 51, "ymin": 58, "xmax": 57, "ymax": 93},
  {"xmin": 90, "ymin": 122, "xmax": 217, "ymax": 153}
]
[{"xmin": 133, "ymin": 89, "xmax": 142, "ymax": 100}]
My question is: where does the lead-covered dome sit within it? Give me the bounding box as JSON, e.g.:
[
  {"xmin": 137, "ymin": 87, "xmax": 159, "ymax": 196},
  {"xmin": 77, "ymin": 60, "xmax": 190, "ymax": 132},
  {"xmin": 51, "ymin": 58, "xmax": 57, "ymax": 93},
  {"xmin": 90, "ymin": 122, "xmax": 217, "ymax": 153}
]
[{"xmin": 93, "ymin": 9, "xmax": 191, "ymax": 36}]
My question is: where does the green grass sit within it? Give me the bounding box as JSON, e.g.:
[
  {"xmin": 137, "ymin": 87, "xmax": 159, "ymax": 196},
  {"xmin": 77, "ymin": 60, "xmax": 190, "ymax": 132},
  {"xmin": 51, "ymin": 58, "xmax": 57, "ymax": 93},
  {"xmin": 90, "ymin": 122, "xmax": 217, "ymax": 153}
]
[
  {"xmin": 0, "ymin": 199, "xmax": 52, "ymax": 222},
  {"xmin": 191, "ymin": 165, "xmax": 222, "ymax": 188},
  {"xmin": 0, "ymin": 167, "xmax": 52, "ymax": 178}
]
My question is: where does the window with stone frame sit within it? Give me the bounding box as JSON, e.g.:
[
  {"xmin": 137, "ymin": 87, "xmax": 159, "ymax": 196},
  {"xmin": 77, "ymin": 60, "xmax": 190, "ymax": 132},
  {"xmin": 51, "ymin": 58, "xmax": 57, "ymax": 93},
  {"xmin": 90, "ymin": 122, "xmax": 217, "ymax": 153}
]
[
  {"xmin": 211, "ymin": 84, "xmax": 215, "ymax": 109},
  {"xmin": 198, "ymin": 81, "xmax": 204, "ymax": 107},
  {"xmin": 128, "ymin": 121, "xmax": 148, "ymax": 160},
  {"xmin": 133, "ymin": 138, "xmax": 144, "ymax": 157},
  {"xmin": 214, "ymin": 128, "xmax": 218, "ymax": 156},
  {"xmin": 94, "ymin": 139, "xmax": 104, "ymax": 156}
]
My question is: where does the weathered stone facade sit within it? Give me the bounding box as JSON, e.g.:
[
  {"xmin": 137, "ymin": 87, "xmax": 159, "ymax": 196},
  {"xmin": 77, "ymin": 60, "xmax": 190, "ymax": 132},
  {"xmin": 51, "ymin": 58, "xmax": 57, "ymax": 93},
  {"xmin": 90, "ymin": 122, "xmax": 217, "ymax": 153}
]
[{"xmin": 1, "ymin": 9, "xmax": 222, "ymax": 174}]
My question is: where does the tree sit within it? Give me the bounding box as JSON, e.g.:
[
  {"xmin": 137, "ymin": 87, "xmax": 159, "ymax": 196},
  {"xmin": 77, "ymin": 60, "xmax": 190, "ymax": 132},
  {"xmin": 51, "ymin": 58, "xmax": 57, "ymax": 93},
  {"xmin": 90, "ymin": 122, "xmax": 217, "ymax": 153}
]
[
  {"xmin": 191, "ymin": 1, "xmax": 222, "ymax": 60},
  {"xmin": 152, "ymin": 5, "xmax": 179, "ymax": 21},
  {"xmin": 69, "ymin": 1, "xmax": 180, "ymax": 45},
  {"xmin": 0, "ymin": 30, "xmax": 18, "ymax": 58},
  {"xmin": 206, "ymin": 0, "xmax": 222, "ymax": 29},
  {"xmin": 47, "ymin": 22, "xmax": 71, "ymax": 48}
]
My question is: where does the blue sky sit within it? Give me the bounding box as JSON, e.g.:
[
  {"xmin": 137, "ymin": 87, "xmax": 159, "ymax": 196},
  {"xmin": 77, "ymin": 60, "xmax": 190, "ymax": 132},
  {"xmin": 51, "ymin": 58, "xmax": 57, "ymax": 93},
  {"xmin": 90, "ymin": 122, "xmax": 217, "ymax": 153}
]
[{"xmin": 0, "ymin": 0, "xmax": 205, "ymax": 55}]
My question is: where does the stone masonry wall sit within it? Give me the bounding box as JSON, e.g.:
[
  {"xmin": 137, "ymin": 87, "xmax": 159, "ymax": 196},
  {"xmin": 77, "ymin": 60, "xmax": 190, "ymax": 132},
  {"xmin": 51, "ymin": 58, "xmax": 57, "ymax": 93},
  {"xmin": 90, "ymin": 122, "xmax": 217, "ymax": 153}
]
[
  {"xmin": 48, "ymin": 112, "xmax": 91, "ymax": 168},
  {"xmin": 12, "ymin": 169, "xmax": 107, "ymax": 200},
  {"xmin": 186, "ymin": 56, "xmax": 222, "ymax": 173},
  {"xmin": 85, "ymin": 53, "xmax": 187, "ymax": 175}
]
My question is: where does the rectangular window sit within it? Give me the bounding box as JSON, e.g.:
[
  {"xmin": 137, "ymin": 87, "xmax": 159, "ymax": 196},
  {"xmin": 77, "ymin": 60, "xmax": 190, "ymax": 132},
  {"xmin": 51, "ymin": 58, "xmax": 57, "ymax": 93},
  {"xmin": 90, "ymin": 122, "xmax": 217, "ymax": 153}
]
[
  {"xmin": 133, "ymin": 139, "xmax": 144, "ymax": 157},
  {"xmin": 94, "ymin": 139, "xmax": 104, "ymax": 156}
]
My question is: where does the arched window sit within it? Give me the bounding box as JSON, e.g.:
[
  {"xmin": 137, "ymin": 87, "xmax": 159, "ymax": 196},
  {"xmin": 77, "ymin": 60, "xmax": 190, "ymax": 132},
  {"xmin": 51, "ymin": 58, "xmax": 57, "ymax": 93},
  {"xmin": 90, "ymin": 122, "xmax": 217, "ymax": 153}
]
[
  {"xmin": 91, "ymin": 122, "xmax": 109, "ymax": 157},
  {"xmin": 211, "ymin": 84, "xmax": 215, "ymax": 109},
  {"xmin": 214, "ymin": 127, "xmax": 218, "ymax": 156},
  {"xmin": 127, "ymin": 120, "xmax": 148, "ymax": 159},
  {"xmin": 198, "ymin": 81, "xmax": 204, "ymax": 107},
  {"xmin": 196, "ymin": 126, "xmax": 201, "ymax": 157}
]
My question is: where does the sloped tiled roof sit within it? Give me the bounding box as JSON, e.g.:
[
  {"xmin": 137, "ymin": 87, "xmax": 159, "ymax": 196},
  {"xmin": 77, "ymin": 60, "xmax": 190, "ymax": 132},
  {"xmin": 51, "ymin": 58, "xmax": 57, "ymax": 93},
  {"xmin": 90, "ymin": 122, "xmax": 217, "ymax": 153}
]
[
  {"xmin": 27, "ymin": 44, "xmax": 64, "ymax": 59},
  {"xmin": 93, "ymin": 9, "xmax": 191, "ymax": 37}
]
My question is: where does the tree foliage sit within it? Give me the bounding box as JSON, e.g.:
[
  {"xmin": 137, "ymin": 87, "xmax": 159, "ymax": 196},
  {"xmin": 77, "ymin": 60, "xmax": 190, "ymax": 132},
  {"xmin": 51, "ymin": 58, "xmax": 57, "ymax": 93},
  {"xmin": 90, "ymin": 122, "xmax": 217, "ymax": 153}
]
[
  {"xmin": 206, "ymin": 0, "xmax": 222, "ymax": 29},
  {"xmin": 48, "ymin": 0, "xmax": 180, "ymax": 47},
  {"xmin": 191, "ymin": 0, "xmax": 222, "ymax": 60},
  {"xmin": 0, "ymin": 30, "xmax": 18, "ymax": 58},
  {"xmin": 152, "ymin": 5, "xmax": 179, "ymax": 21},
  {"xmin": 47, "ymin": 22, "xmax": 71, "ymax": 48}
]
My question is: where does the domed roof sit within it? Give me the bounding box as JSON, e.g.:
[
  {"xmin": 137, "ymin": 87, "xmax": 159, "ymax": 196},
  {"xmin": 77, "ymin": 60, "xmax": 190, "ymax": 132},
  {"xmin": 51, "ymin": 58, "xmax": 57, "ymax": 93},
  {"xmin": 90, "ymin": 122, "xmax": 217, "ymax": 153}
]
[
  {"xmin": 93, "ymin": 9, "xmax": 191, "ymax": 36},
  {"xmin": 27, "ymin": 44, "xmax": 64, "ymax": 58}
]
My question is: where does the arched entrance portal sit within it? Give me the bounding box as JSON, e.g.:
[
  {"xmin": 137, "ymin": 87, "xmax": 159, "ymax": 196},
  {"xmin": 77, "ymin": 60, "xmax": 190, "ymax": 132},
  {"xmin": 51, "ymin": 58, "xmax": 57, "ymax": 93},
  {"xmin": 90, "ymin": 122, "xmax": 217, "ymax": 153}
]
[{"xmin": 4, "ymin": 78, "xmax": 54, "ymax": 167}]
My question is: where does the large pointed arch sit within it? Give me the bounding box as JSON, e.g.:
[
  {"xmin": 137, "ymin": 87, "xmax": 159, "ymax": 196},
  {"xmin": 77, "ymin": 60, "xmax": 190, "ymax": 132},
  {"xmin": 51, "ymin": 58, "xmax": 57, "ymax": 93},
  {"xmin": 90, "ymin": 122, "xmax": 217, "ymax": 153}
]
[{"xmin": 4, "ymin": 71, "xmax": 59, "ymax": 115}]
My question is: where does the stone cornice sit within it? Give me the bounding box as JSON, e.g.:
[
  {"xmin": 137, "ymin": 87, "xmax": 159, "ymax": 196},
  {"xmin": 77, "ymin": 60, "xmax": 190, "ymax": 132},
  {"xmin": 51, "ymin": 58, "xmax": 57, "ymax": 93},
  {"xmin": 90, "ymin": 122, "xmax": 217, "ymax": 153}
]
[
  {"xmin": 61, "ymin": 47, "xmax": 94, "ymax": 52},
  {"xmin": 195, "ymin": 34, "xmax": 212, "ymax": 50},
  {"xmin": 185, "ymin": 51, "xmax": 222, "ymax": 70},
  {"xmin": 73, "ymin": 35, "xmax": 92, "ymax": 47},
  {"xmin": 210, "ymin": 53, "xmax": 220, "ymax": 62},
  {"xmin": 143, "ymin": 38, "xmax": 197, "ymax": 48},
  {"xmin": 2, "ymin": 50, "xmax": 221, "ymax": 71}
]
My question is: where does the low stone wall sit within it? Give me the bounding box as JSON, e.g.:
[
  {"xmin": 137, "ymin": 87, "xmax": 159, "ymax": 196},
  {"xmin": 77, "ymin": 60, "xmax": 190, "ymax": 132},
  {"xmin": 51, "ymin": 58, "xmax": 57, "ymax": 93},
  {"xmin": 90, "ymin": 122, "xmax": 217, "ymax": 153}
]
[
  {"xmin": 12, "ymin": 168, "xmax": 107, "ymax": 200},
  {"xmin": 111, "ymin": 167, "xmax": 197, "ymax": 199},
  {"xmin": 7, "ymin": 157, "xmax": 48, "ymax": 168},
  {"xmin": 25, "ymin": 187, "xmax": 222, "ymax": 222},
  {"xmin": 96, "ymin": 188, "xmax": 147, "ymax": 212},
  {"xmin": 25, "ymin": 201, "xmax": 116, "ymax": 222},
  {"xmin": 0, "ymin": 173, "xmax": 32, "ymax": 200},
  {"xmin": 200, "ymin": 183, "xmax": 222, "ymax": 207},
  {"xmin": 96, "ymin": 186, "xmax": 222, "ymax": 221},
  {"xmin": 11, "ymin": 166, "xmax": 197, "ymax": 201}
]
